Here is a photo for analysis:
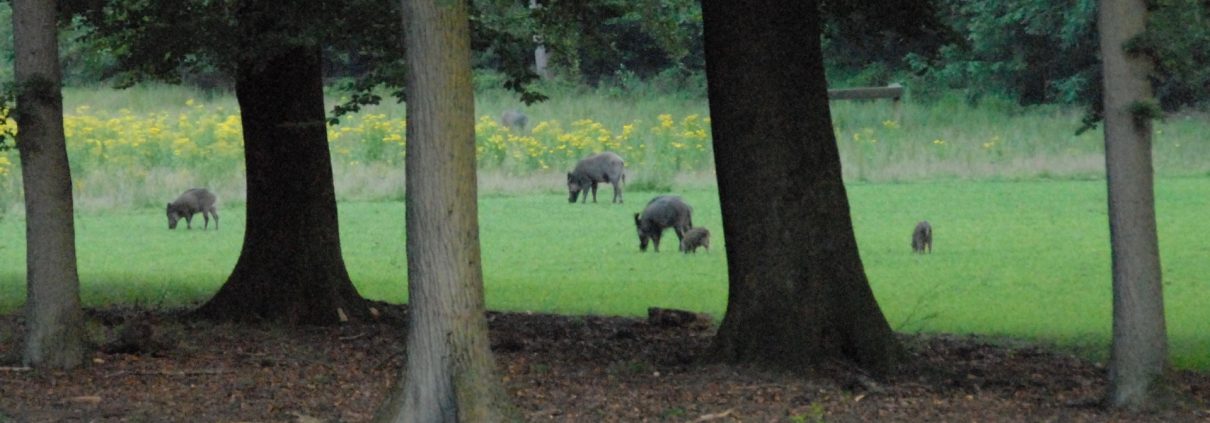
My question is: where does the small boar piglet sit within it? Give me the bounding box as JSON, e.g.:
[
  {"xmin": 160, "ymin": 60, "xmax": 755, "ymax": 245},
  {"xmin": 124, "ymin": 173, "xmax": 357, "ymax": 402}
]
[
  {"xmin": 167, "ymin": 188, "xmax": 219, "ymax": 230},
  {"xmin": 911, "ymin": 220, "xmax": 932, "ymax": 253},
  {"xmin": 680, "ymin": 226, "xmax": 710, "ymax": 254},
  {"xmin": 568, "ymin": 151, "xmax": 626, "ymax": 204},
  {"xmin": 634, "ymin": 195, "xmax": 693, "ymax": 252}
]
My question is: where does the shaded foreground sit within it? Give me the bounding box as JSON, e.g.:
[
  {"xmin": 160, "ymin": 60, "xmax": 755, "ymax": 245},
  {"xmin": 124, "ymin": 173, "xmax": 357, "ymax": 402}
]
[{"xmin": 1, "ymin": 306, "xmax": 1207, "ymax": 422}]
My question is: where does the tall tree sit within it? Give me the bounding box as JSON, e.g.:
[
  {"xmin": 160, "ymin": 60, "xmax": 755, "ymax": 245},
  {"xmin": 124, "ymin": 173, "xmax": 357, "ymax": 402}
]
[
  {"xmin": 70, "ymin": 1, "xmax": 545, "ymax": 323},
  {"xmin": 700, "ymin": 0, "xmax": 901, "ymax": 374},
  {"xmin": 191, "ymin": 2, "xmax": 369, "ymax": 324},
  {"xmin": 1099, "ymin": 0, "xmax": 1168, "ymax": 409},
  {"xmin": 374, "ymin": 0, "xmax": 512, "ymax": 420},
  {"xmin": 11, "ymin": 0, "xmax": 86, "ymax": 368}
]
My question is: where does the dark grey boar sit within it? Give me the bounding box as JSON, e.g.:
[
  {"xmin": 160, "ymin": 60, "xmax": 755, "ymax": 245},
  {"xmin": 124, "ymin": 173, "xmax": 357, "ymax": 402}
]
[
  {"xmin": 911, "ymin": 220, "xmax": 932, "ymax": 253},
  {"xmin": 167, "ymin": 188, "xmax": 219, "ymax": 230},
  {"xmin": 680, "ymin": 226, "xmax": 710, "ymax": 254},
  {"xmin": 500, "ymin": 110, "xmax": 528, "ymax": 132},
  {"xmin": 634, "ymin": 195, "xmax": 693, "ymax": 252},
  {"xmin": 568, "ymin": 151, "xmax": 625, "ymax": 204}
]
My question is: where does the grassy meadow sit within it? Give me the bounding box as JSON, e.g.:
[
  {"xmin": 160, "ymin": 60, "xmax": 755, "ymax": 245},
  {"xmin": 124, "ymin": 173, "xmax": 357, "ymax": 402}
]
[{"xmin": 0, "ymin": 84, "xmax": 1208, "ymax": 370}]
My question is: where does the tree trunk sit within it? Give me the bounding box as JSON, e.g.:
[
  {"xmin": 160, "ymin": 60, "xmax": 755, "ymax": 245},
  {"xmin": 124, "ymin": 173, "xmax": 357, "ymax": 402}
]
[
  {"xmin": 1099, "ymin": 0, "xmax": 1168, "ymax": 409},
  {"xmin": 375, "ymin": 0, "xmax": 512, "ymax": 421},
  {"xmin": 530, "ymin": 0, "xmax": 551, "ymax": 79},
  {"xmin": 12, "ymin": 0, "xmax": 86, "ymax": 369},
  {"xmin": 192, "ymin": 44, "xmax": 368, "ymax": 325},
  {"xmin": 700, "ymin": 0, "xmax": 901, "ymax": 375}
]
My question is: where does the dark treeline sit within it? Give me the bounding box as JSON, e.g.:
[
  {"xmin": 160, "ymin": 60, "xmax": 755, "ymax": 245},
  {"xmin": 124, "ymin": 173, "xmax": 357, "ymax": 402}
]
[{"xmin": 2, "ymin": 0, "xmax": 1208, "ymax": 110}]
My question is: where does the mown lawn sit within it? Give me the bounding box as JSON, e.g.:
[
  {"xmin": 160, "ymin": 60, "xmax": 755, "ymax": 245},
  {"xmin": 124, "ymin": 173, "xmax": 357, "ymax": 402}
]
[{"xmin": 0, "ymin": 177, "xmax": 1206, "ymax": 369}]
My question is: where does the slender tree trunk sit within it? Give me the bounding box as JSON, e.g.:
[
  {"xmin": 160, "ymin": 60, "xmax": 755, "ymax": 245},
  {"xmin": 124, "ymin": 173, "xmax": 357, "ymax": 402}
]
[
  {"xmin": 12, "ymin": 0, "xmax": 86, "ymax": 369},
  {"xmin": 700, "ymin": 0, "xmax": 900, "ymax": 375},
  {"xmin": 192, "ymin": 43, "xmax": 368, "ymax": 325},
  {"xmin": 375, "ymin": 0, "xmax": 512, "ymax": 421},
  {"xmin": 1099, "ymin": 0, "xmax": 1168, "ymax": 409},
  {"xmin": 530, "ymin": 0, "xmax": 551, "ymax": 79}
]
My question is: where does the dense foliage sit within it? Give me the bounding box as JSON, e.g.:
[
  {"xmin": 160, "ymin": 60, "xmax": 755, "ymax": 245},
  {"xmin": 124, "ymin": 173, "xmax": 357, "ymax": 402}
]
[
  {"xmin": 3, "ymin": 1, "xmax": 1210, "ymax": 111},
  {"xmin": 901, "ymin": 0, "xmax": 1210, "ymax": 111}
]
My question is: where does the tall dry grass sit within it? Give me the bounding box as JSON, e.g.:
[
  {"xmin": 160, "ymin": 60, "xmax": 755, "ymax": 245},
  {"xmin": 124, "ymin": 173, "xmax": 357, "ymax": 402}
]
[{"xmin": 1, "ymin": 84, "xmax": 1206, "ymax": 214}]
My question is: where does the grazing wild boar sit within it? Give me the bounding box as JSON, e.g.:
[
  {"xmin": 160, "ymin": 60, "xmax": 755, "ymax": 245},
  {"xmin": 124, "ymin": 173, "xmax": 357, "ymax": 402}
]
[
  {"xmin": 499, "ymin": 110, "xmax": 528, "ymax": 132},
  {"xmin": 568, "ymin": 151, "xmax": 626, "ymax": 204},
  {"xmin": 911, "ymin": 220, "xmax": 932, "ymax": 253},
  {"xmin": 680, "ymin": 226, "xmax": 711, "ymax": 253},
  {"xmin": 167, "ymin": 188, "xmax": 219, "ymax": 230},
  {"xmin": 634, "ymin": 195, "xmax": 693, "ymax": 252}
]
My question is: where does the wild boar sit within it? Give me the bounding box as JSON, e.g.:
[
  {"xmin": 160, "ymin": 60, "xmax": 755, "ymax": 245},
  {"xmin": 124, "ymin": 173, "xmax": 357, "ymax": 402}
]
[
  {"xmin": 499, "ymin": 110, "xmax": 528, "ymax": 132},
  {"xmin": 680, "ymin": 226, "xmax": 711, "ymax": 254},
  {"xmin": 911, "ymin": 220, "xmax": 932, "ymax": 253},
  {"xmin": 568, "ymin": 151, "xmax": 625, "ymax": 204},
  {"xmin": 167, "ymin": 188, "xmax": 219, "ymax": 230},
  {"xmin": 634, "ymin": 195, "xmax": 693, "ymax": 252}
]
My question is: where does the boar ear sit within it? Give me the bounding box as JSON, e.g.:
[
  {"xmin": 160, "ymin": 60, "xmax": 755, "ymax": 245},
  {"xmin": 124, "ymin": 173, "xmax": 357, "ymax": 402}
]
[
  {"xmin": 567, "ymin": 172, "xmax": 574, "ymax": 181},
  {"xmin": 634, "ymin": 213, "xmax": 641, "ymax": 224},
  {"xmin": 166, "ymin": 202, "xmax": 171, "ymax": 209}
]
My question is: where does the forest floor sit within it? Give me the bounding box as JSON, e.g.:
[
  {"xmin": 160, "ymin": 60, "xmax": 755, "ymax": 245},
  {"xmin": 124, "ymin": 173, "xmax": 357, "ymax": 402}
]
[{"xmin": 1, "ymin": 304, "xmax": 1207, "ymax": 422}]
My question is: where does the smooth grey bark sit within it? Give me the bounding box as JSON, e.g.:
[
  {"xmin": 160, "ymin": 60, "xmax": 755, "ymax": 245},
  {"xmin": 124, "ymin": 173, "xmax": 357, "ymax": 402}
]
[
  {"xmin": 1099, "ymin": 0, "xmax": 1169, "ymax": 409},
  {"xmin": 374, "ymin": 0, "xmax": 513, "ymax": 421},
  {"xmin": 12, "ymin": 0, "xmax": 86, "ymax": 369},
  {"xmin": 701, "ymin": 0, "xmax": 901, "ymax": 375}
]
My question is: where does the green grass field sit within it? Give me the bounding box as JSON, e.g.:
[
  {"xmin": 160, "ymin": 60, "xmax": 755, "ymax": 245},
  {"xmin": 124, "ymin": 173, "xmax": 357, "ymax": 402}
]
[{"xmin": 0, "ymin": 178, "xmax": 1206, "ymax": 369}]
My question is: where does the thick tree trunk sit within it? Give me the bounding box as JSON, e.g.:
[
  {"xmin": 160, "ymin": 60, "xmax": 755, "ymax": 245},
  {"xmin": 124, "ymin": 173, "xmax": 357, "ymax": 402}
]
[
  {"xmin": 375, "ymin": 0, "xmax": 512, "ymax": 421},
  {"xmin": 700, "ymin": 0, "xmax": 900, "ymax": 374},
  {"xmin": 192, "ymin": 45, "xmax": 368, "ymax": 325},
  {"xmin": 1099, "ymin": 0, "xmax": 1168, "ymax": 409},
  {"xmin": 12, "ymin": 0, "xmax": 86, "ymax": 369}
]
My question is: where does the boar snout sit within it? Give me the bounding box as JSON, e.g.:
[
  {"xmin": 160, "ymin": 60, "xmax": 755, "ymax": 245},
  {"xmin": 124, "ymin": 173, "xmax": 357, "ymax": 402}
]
[{"xmin": 167, "ymin": 204, "xmax": 181, "ymax": 229}]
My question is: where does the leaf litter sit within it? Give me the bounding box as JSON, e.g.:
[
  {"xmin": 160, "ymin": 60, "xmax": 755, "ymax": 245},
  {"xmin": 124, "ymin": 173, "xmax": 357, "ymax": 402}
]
[{"xmin": 0, "ymin": 304, "xmax": 1206, "ymax": 422}]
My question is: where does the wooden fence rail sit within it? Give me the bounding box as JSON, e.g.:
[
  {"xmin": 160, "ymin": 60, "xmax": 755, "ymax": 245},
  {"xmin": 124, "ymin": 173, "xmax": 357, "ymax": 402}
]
[{"xmin": 827, "ymin": 83, "xmax": 904, "ymax": 121}]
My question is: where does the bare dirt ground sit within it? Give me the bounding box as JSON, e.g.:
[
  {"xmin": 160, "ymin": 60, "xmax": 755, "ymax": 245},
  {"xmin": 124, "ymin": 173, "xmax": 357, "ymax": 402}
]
[{"xmin": 1, "ymin": 304, "xmax": 1207, "ymax": 422}]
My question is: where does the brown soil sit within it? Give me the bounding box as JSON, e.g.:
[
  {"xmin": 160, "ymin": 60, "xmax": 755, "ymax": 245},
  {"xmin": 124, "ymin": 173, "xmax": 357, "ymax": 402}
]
[{"xmin": 1, "ymin": 305, "xmax": 1206, "ymax": 422}]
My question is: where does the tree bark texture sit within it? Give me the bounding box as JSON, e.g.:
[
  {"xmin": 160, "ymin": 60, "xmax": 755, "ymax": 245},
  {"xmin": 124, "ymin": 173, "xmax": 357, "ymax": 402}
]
[
  {"xmin": 12, "ymin": 0, "xmax": 87, "ymax": 369},
  {"xmin": 700, "ymin": 0, "xmax": 901, "ymax": 375},
  {"xmin": 375, "ymin": 0, "xmax": 512, "ymax": 421},
  {"xmin": 1099, "ymin": 0, "xmax": 1169, "ymax": 409},
  {"xmin": 192, "ymin": 40, "xmax": 368, "ymax": 324}
]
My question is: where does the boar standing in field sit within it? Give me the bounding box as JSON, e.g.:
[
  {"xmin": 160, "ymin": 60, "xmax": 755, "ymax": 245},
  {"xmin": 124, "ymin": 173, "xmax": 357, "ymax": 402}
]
[
  {"xmin": 500, "ymin": 110, "xmax": 528, "ymax": 132},
  {"xmin": 911, "ymin": 220, "xmax": 932, "ymax": 253},
  {"xmin": 680, "ymin": 226, "xmax": 710, "ymax": 253},
  {"xmin": 568, "ymin": 151, "xmax": 626, "ymax": 204},
  {"xmin": 167, "ymin": 188, "xmax": 219, "ymax": 230},
  {"xmin": 634, "ymin": 195, "xmax": 693, "ymax": 252}
]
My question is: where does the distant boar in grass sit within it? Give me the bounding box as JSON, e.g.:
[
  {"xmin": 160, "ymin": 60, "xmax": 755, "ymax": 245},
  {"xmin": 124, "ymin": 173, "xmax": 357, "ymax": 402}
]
[
  {"xmin": 167, "ymin": 188, "xmax": 219, "ymax": 230},
  {"xmin": 912, "ymin": 220, "xmax": 932, "ymax": 253},
  {"xmin": 634, "ymin": 195, "xmax": 693, "ymax": 252},
  {"xmin": 499, "ymin": 110, "xmax": 528, "ymax": 132},
  {"xmin": 568, "ymin": 151, "xmax": 626, "ymax": 204},
  {"xmin": 680, "ymin": 227, "xmax": 710, "ymax": 254}
]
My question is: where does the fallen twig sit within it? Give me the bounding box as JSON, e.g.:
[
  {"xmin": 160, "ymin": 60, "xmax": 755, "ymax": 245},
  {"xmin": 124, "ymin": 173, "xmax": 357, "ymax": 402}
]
[
  {"xmin": 0, "ymin": 366, "xmax": 32, "ymax": 372},
  {"xmin": 339, "ymin": 332, "xmax": 368, "ymax": 341},
  {"xmin": 693, "ymin": 408, "xmax": 735, "ymax": 422},
  {"xmin": 106, "ymin": 368, "xmax": 234, "ymax": 378}
]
